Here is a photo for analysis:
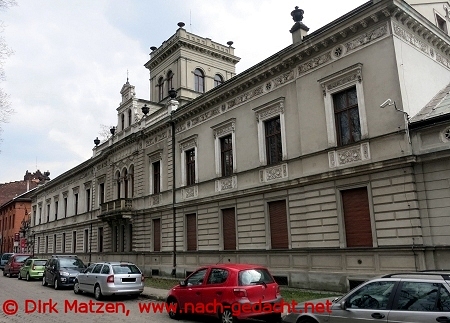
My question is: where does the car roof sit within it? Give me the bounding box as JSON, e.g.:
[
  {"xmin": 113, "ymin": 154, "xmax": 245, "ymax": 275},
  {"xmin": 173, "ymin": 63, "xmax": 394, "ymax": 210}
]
[
  {"xmin": 202, "ymin": 263, "xmax": 270, "ymax": 271},
  {"xmin": 382, "ymin": 272, "xmax": 450, "ymax": 280}
]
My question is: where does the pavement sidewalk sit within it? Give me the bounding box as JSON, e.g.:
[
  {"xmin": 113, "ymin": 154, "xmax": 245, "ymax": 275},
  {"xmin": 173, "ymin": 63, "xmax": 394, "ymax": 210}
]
[{"xmin": 141, "ymin": 286, "xmax": 169, "ymax": 301}]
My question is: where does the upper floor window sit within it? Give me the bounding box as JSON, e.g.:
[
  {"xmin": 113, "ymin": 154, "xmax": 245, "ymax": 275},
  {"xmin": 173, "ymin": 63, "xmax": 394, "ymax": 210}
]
[
  {"xmin": 167, "ymin": 70, "xmax": 174, "ymax": 93},
  {"xmin": 436, "ymin": 13, "xmax": 448, "ymax": 34},
  {"xmin": 121, "ymin": 113, "xmax": 125, "ymax": 130},
  {"xmin": 194, "ymin": 68, "xmax": 205, "ymax": 93},
  {"xmin": 333, "ymin": 87, "xmax": 361, "ymax": 146},
  {"xmin": 74, "ymin": 193, "xmax": 79, "ymax": 215},
  {"xmin": 186, "ymin": 149, "xmax": 196, "ymax": 186},
  {"xmin": 265, "ymin": 117, "xmax": 282, "ymax": 165},
  {"xmin": 128, "ymin": 109, "xmax": 132, "ymax": 128},
  {"xmin": 221, "ymin": 135, "xmax": 233, "ymax": 177},
  {"xmin": 253, "ymin": 98, "xmax": 287, "ymax": 166},
  {"xmin": 214, "ymin": 74, "xmax": 223, "ymax": 87},
  {"xmin": 158, "ymin": 77, "xmax": 164, "ymax": 101},
  {"xmin": 153, "ymin": 160, "xmax": 161, "ymax": 194},
  {"xmin": 54, "ymin": 201, "xmax": 58, "ymax": 221}
]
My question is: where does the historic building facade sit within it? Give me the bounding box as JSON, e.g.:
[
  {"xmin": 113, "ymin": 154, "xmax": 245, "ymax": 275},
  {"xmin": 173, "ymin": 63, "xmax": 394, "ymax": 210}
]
[{"xmin": 29, "ymin": 0, "xmax": 450, "ymax": 292}]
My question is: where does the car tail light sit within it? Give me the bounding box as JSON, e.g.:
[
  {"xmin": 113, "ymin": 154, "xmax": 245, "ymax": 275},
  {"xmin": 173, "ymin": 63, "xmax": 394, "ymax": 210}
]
[
  {"xmin": 141, "ymin": 274, "xmax": 145, "ymax": 282},
  {"xmin": 233, "ymin": 288, "xmax": 247, "ymax": 298},
  {"xmin": 106, "ymin": 275, "xmax": 114, "ymax": 283},
  {"xmin": 276, "ymin": 285, "xmax": 281, "ymax": 296},
  {"xmin": 32, "ymin": 265, "xmax": 35, "ymax": 270}
]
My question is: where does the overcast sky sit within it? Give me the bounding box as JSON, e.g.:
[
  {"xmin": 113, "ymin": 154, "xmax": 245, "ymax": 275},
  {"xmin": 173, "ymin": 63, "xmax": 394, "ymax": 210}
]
[{"xmin": 0, "ymin": 0, "xmax": 367, "ymax": 184}]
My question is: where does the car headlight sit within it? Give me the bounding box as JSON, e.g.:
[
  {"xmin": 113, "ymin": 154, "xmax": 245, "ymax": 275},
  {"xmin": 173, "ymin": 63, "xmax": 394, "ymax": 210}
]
[{"xmin": 59, "ymin": 271, "xmax": 69, "ymax": 276}]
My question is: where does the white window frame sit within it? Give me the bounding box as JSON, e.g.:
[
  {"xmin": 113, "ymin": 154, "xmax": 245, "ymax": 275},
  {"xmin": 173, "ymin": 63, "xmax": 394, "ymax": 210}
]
[
  {"xmin": 252, "ymin": 97, "xmax": 287, "ymax": 165},
  {"xmin": 318, "ymin": 63, "xmax": 368, "ymax": 148},
  {"xmin": 149, "ymin": 150, "xmax": 163, "ymax": 195},
  {"xmin": 97, "ymin": 177, "xmax": 105, "ymax": 207},
  {"xmin": 211, "ymin": 118, "xmax": 237, "ymax": 177},
  {"xmin": 179, "ymin": 135, "xmax": 198, "ymax": 187}
]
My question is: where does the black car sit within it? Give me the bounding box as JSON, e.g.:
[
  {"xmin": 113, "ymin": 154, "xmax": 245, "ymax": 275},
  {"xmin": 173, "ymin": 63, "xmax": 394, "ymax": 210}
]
[{"xmin": 42, "ymin": 255, "xmax": 86, "ymax": 290}]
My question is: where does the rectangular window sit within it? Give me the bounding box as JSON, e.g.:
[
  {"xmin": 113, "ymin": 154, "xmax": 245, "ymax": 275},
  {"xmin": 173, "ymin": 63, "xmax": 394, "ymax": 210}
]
[
  {"xmin": 45, "ymin": 236, "xmax": 49, "ymax": 253},
  {"xmin": 46, "ymin": 204, "xmax": 50, "ymax": 223},
  {"xmin": 186, "ymin": 149, "xmax": 196, "ymax": 186},
  {"xmin": 153, "ymin": 161, "xmax": 161, "ymax": 194},
  {"xmin": 221, "ymin": 135, "xmax": 233, "ymax": 177},
  {"xmin": 72, "ymin": 231, "xmax": 77, "ymax": 253},
  {"xmin": 333, "ymin": 86, "xmax": 361, "ymax": 146},
  {"xmin": 38, "ymin": 207, "xmax": 42, "ymax": 224},
  {"xmin": 74, "ymin": 193, "xmax": 78, "ymax": 215},
  {"xmin": 341, "ymin": 187, "xmax": 373, "ymax": 247},
  {"xmin": 265, "ymin": 117, "xmax": 282, "ymax": 165},
  {"xmin": 54, "ymin": 201, "xmax": 58, "ymax": 220},
  {"xmin": 37, "ymin": 237, "xmax": 40, "ymax": 254},
  {"xmin": 436, "ymin": 14, "xmax": 448, "ymax": 34},
  {"xmin": 53, "ymin": 234, "xmax": 56, "ymax": 253},
  {"xmin": 222, "ymin": 208, "xmax": 236, "ymax": 250},
  {"xmin": 98, "ymin": 227, "xmax": 103, "ymax": 252},
  {"xmin": 153, "ymin": 218, "xmax": 161, "ymax": 251},
  {"xmin": 62, "ymin": 233, "xmax": 66, "ymax": 253},
  {"xmin": 99, "ymin": 183, "xmax": 105, "ymax": 205},
  {"xmin": 268, "ymin": 200, "xmax": 289, "ymax": 249},
  {"xmin": 186, "ymin": 213, "xmax": 197, "ymax": 251},
  {"xmin": 84, "ymin": 229, "xmax": 89, "ymax": 253},
  {"xmin": 64, "ymin": 197, "xmax": 68, "ymax": 218},
  {"xmin": 86, "ymin": 189, "xmax": 91, "ymax": 212},
  {"xmin": 112, "ymin": 225, "xmax": 118, "ymax": 252}
]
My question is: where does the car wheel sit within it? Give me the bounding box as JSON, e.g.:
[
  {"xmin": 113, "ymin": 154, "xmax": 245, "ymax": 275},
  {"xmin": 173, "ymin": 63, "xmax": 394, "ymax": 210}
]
[
  {"xmin": 54, "ymin": 278, "xmax": 59, "ymax": 290},
  {"xmin": 26, "ymin": 273, "xmax": 31, "ymax": 281},
  {"xmin": 42, "ymin": 276, "xmax": 48, "ymax": 286},
  {"xmin": 7, "ymin": 271, "xmax": 12, "ymax": 278},
  {"xmin": 298, "ymin": 318, "xmax": 318, "ymax": 323},
  {"xmin": 73, "ymin": 281, "xmax": 81, "ymax": 294},
  {"xmin": 220, "ymin": 308, "xmax": 238, "ymax": 323},
  {"xmin": 167, "ymin": 298, "xmax": 180, "ymax": 319},
  {"xmin": 266, "ymin": 313, "xmax": 282, "ymax": 323},
  {"xmin": 94, "ymin": 284, "xmax": 103, "ymax": 300}
]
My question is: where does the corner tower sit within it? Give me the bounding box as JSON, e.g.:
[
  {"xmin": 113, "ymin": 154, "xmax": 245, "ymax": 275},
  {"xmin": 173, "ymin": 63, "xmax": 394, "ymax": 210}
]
[{"xmin": 144, "ymin": 22, "xmax": 241, "ymax": 107}]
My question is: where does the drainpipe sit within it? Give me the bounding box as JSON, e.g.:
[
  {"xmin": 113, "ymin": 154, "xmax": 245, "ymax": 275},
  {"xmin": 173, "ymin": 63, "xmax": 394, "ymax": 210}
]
[{"xmin": 168, "ymin": 88, "xmax": 178, "ymax": 277}]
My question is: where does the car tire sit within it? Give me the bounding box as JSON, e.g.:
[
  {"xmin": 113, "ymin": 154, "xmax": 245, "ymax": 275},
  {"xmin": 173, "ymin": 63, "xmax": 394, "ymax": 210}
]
[
  {"xmin": 94, "ymin": 284, "xmax": 103, "ymax": 300},
  {"xmin": 167, "ymin": 298, "xmax": 180, "ymax": 320},
  {"xmin": 220, "ymin": 308, "xmax": 238, "ymax": 323},
  {"xmin": 26, "ymin": 273, "xmax": 31, "ymax": 281},
  {"xmin": 18, "ymin": 272, "xmax": 22, "ymax": 280},
  {"xmin": 42, "ymin": 276, "xmax": 48, "ymax": 286},
  {"xmin": 298, "ymin": 318, "xmax": 318, "ymax": 323},
  {"xmin": 73, "ymin": 281, "xmax": 81, "ymax": 294},
  {"xmin": 54, "ymin": 278, "xmax": 59, "ymax": 290},
  {"xmin": 266, "ymin": 313, "xmax": 282, "ymax": 323}
]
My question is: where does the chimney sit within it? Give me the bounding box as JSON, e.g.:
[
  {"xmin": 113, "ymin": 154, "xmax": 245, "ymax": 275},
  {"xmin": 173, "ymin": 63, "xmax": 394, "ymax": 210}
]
[{"xmin": 290, "ymin": 6, "xmax": 309, "ymax": 44}]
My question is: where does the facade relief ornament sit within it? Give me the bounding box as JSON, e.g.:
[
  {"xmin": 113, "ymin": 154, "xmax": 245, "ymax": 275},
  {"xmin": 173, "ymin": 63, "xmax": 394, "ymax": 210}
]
[
  {"xmin": 298, "ymin": 52, "xmax": 332, "ymax": 75},
  {"xmin": 179, "ymin": 135, "xmax": 198, "ymax": 152},
  {"xmin": 215, "ymin": 176, "xmax": 237, "ymax": 192},
  {"xmin": 183, "ymin": 186, "xmax": 198, "ymax": 199},
  {"xmin": 328, "ymin": 142, "xmax": 371, "ymax": 168},
  {"xmin": 260, "ymin": 163, "xmax": 288, "ymax": 183},
  {"xmin": 345, "ymin": 24, "xmax": 387, "ymax": 52}
]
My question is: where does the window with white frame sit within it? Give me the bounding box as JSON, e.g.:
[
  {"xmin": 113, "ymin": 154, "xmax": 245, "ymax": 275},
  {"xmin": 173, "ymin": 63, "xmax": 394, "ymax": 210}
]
[
  {"xmin": 211, "ymin": 119, "xmax": 236, "ymax": 177},
  {"xmin": 149, "ymin": 151, "xmax": 162, "ymax": 195},
  {"xmin": 318, "ymin": 63, "xmax": 368, "ymax": 148},
  {"xmin": 253, "ymin": 97, "xmax": 287, "ymax": 166},
  {"xmin": 179, "ymin": 135, "xmax": 198, "ymax": 187}
]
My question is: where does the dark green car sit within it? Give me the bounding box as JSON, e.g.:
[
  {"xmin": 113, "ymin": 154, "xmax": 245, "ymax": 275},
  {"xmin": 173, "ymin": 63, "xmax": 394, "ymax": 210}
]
[{"xmin": 18, "ymin": 258, "xmax": 47, "ymax": 281}]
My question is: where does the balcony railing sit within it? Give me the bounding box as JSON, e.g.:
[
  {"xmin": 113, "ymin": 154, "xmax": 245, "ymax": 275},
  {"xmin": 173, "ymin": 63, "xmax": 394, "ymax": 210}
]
[{"xmin": 100, "ymin": 198, "xmax": 133, "ymax": 214}]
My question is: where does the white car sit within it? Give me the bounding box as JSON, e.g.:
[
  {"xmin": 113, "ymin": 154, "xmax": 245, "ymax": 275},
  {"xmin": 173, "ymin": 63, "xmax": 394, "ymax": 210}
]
[{"xmin": 74, "ymin": 262, "xmax": 144, "ymax": 300}]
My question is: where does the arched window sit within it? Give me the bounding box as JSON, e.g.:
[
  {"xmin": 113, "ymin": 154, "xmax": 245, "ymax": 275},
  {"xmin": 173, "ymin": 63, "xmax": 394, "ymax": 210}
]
[
  {"xmin": 214, "ymin": 74, "xmax": 223, "ymax": 87},
  {"xmin": 129, "ymin": 165, "xmax": 134, "ymax": 198},
  {"xmin": 128, "ymin": 109, "xmax": 132, "ymax": 127},
  {"xmin": 158, "ymin": 77, "xmax": 164, "ymax": 101},
  {"xmin": 116, "ymin": 171, "xmax": 121, "ymax": 199},
  {"xmin": 121, "ymin": 113, "xmax": 125, "ymax": 130},
  {"xmin": 194, "ymin": 68, "xmax": 205, "ymax": 93},
  {"xmin": 167, "ymin": 70, "xmax": 174, "ymax": 94},
  {"xmin": 123, "ymin": 168, "xmax": 128, "ymax": 199}
]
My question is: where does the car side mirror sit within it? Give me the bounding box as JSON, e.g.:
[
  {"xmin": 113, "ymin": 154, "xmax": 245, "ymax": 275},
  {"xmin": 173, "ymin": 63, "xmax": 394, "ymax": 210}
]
[
  {"xmin": 179, "ymin": 280, "xmax": 186, "ymax": 287},
  {"xmin": 340, "ymin": 300, "xmax": 347, "ymax": 310}
]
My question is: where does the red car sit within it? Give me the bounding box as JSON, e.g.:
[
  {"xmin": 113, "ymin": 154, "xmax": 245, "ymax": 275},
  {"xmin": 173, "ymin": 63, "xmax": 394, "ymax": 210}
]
[
  {"xmin": 166, "ymin": 264, "xmax": 282, "ymax": 323},
  {"xmin": 3, "ymin": 254, "xmax": 31, "ymax": 278}
]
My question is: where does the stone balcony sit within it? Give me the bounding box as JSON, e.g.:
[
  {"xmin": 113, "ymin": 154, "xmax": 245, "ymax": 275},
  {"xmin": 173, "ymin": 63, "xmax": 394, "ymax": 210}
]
[{"xmin": 98, "ymin": 198, "xmax": 134, "ymax": 222}]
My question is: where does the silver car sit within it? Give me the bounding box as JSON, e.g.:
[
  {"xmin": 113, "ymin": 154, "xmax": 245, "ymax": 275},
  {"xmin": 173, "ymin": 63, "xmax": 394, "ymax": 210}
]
[
  {"xmin": 282, "ymin": 272, "xmax": 450, "ymax": 323},
  {"xmin": 74, "ymin": 262, "xmax": 144, "ymax": 300}
]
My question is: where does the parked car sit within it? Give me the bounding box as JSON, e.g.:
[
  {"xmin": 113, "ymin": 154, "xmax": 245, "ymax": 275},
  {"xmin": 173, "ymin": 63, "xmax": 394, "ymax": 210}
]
[
  {"xmin": 166, "ymin": 264, "xmax": 282, "ymax": 323},
  {"xmin": 74, "ymin": 262, "xmax": 144, "ymax": 300},
  {"xmin": 3, "ymin": 254, "xmax": 31, "ymax": 277},
  {"xmin": 282, "ymin": 271, "xmax": 450, "ymax": 323},
  {"xmin": 18, "ymin": 258, "xmax": 47, "ymax": 281},
  {"xmin": 0, "ymin": 253, "xmax": 14, "ymax": 271},
  {"xmin": 42, "ymin": 255, "xmax": 86, "ymax": 290}
]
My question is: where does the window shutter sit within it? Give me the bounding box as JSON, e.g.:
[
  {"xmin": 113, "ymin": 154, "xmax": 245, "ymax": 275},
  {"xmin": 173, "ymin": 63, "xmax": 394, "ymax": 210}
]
[
  {"xmin": 268, "ymin": 200, "xmax": 289, "ymax": 249},
  {"xmin": 222, "ymin": 208, "xmax": 236, "ymax": 250},
  {"xmin": 186, "ymin": 214, "xmax": 197, "ymax": 251},
  {"xmin": 341, "ymin": 187, "xmax": 373, "ymax": 247}
]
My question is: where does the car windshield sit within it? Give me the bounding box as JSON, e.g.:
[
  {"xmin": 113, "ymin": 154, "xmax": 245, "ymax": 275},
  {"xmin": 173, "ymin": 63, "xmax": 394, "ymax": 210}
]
[
  {"xmin": 59, "ymin": 258, "xmax": 85, "ymax": 268},
  {"xmin": 238, "ymin": 269, "xmax": 275, "ymax": 286},
  {"xmin": 2, "ymin": 254, "xmax": 12, "ymax": 260},
  {"xmin": 15, "ymin": 256, "xmax": 30, "ymax": 263},
  {"xmin": 33, "ymin": 260, "xmax": 47, "ymax": 266},
  {"xmin": 112, "ymin": 264, "xmax": 141, "ymax": 274}
]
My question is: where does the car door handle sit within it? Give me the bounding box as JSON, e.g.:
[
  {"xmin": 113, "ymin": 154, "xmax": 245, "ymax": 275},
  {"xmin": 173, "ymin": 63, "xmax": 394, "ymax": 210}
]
[
  {"xmin": 436, "ymin": 317, "xmax": 450, "ymax": 323},
  {"xmin": 371, "ymin": 313, "xmax": 385, "ymax": 319}
]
